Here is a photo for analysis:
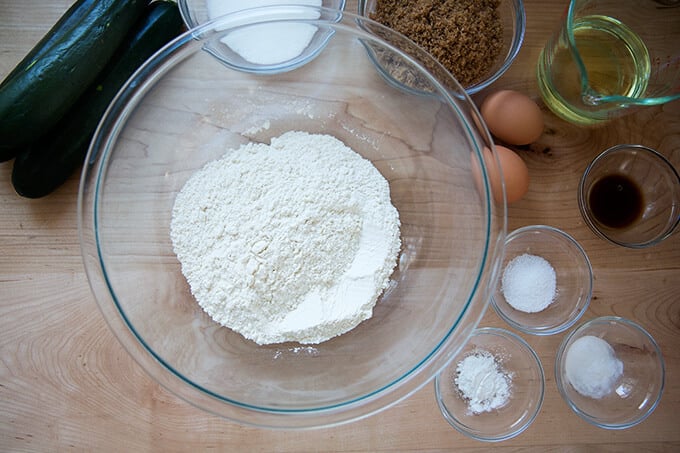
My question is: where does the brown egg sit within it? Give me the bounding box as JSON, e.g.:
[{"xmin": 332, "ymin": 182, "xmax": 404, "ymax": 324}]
[
  {"xmin": 481, "ymin": 90, "xmax": 544, "ymax": 145},
  {"xmin": 471, "ymin": 145, "xmax": 529, "ymax": 204},
  {"xmin": 496, "ymin": 145, "xmax": 530, "ymax": 203}
]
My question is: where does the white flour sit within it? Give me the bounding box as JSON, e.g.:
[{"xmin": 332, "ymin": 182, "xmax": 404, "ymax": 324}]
[{"xmin": 170, "ymin": 131, "xmax": 401, "ymax": 345}]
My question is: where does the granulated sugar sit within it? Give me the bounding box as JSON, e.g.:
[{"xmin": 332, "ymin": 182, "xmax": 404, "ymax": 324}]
[
  {"xmin": 501, "ymin": 253, "xmax": 557, "ymax": 313},
  {"xmin": 208, "ymin": 0, "xmax": 322, "ymax": 65}
]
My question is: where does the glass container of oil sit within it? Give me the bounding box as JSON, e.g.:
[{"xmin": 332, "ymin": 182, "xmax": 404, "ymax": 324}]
[
  {"xmin": 579, "ymin": 144, "xmax": 680, "ymax": 248},
  {"xmin": 537, "ymin": 0, "xmax": 680, "ymax": 126}
]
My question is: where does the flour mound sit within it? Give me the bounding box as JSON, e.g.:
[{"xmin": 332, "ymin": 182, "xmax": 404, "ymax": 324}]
[{"xmin": 170, "ymin": 131, "xmax": 401, "ymax": 345}]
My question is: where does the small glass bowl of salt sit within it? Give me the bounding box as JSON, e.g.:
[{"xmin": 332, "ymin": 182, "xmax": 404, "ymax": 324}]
[
  {"xmin": 555, "ymin": 316, "xmax": 665, "ymax": 429},
  {"xmin": 435, "ymin": 327, "xmax": 545, "ymax": 442},
  {"xmin": 492, "ymin": 225, "xmax": 593, "ymax": 335}
]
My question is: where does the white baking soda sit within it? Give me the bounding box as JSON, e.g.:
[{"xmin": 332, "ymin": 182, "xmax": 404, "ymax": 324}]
[
  {"xmin": 170, "ymin": 131, "xmax": 401, "ymax": 345},
  {"xmin": 207, "ymin": 0, "xmax": 322, "ymax": 65}
]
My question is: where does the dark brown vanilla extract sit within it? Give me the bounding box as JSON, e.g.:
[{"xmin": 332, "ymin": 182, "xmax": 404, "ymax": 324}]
[{"xmin": 588, "ymin": 174, "xmax": 644, "ymax": 229}]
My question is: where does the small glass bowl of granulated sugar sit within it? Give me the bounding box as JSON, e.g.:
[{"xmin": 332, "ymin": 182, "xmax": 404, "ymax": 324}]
[
  {"xmin": 492, "ymin": 225, "xmax": 593, "ymax": 336},
  {"xmin": 555, "ymin": 316, "xmax": 665, "ymax": 429},
  {"xmin": 435, "ymin": 327, "xmax": 545, "ymax": 442}
]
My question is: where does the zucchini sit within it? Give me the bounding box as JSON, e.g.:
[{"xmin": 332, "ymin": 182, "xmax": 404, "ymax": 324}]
[
  {"xmin": 12, "ymin": 1, "xmax": 185, "ymax": 199},
  {"xmin": 0, "ymin": 0, "xmax": 148, "ymax": 162}
]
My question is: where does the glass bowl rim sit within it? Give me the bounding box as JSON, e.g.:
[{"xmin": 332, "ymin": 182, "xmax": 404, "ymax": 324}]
[{"xmin": 178, "ymin": 0, "xmax": 348, "ymax": 29}]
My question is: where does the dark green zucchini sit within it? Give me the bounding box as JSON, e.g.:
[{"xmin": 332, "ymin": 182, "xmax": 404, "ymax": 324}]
[
  {"xmin": 12, "ymin": 1, "xmax": 185, "ymax": 198},
  {"xmin": 0, "ymin": 0, "xmax": 148, "ymax": 161}
]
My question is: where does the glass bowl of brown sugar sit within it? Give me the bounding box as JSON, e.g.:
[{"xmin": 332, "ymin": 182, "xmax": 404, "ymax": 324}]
[{"xmin": 358, "ymin": 0, "xmax": 526, "ymax": 94}]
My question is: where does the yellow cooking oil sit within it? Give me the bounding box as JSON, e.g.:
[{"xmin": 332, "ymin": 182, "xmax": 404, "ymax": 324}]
[{"xmin": 538, "ymin": 15, "xmax": 651, "ymax": 125}]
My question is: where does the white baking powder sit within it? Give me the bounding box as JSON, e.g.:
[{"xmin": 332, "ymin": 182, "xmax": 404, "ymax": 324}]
[
  {"xmin": 564, "ymin": 335, "xmax": 624, "ymax": 399},
  {"xmin": 170, "ymin": 131, "xmax": 401, "ymax": 345},
  {"xmin": 501, "ymin": 253, "xmax": 557, "ymax": 313},
  {"xmin": 455, "ymin": 351, "xmax": 512, "ymax": 414},
  {"xmin": 207, "ymin": 0, "xmax": 322, "ymax": 65}
]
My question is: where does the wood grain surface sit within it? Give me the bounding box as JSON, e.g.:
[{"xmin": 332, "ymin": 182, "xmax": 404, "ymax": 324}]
[{"xmin": 1, "ymin": 0, "xmax": 679, "ymax": 451}]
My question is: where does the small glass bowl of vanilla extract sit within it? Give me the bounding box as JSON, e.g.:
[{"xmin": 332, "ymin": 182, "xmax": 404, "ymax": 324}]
[{"xmin": 579, "ymin": 144, "xmax": 680, "ymax": 248}]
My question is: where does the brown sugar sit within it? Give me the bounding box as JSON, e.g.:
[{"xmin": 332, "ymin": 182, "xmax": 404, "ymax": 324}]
[{"xmin": 370, "ymin": 0, "xmax": 504, "ymax": 87}]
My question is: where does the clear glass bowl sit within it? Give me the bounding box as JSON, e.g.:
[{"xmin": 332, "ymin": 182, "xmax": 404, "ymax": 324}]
[
  {"xmin": 579, "ymin": 144, "xmax": 680, "ymax": 248},
  {"xmin": 492, "ymin": 225, "xmax": 593, "ymax": 335},
  {"xmin": 178, "ymin": 0, "xmax": 347, "ymax": 29},
  {"xmin": 78, "ymin": 6, "xmax": 505, "ymax": 429},
  {"xmin": 555, "ymin": 317, "xmax": 665, "ymax": 429},
  {"xmin": 435, "ymin": 327, "xmax": 545, "ymax": 442},
  {"xmin": 358, "ymin": 0, "xmax": 526, "ymax": 94},
  {"xmin": 178, "ymin": 1, "xmax": 348, "ymax": 75}
]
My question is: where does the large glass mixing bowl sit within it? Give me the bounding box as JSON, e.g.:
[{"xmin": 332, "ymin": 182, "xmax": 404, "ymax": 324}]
[{"xmin": 78, "ymin": 6, "xmax": 506, "ymax": 429}]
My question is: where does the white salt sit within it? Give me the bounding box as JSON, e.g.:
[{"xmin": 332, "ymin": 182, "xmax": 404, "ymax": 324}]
[
  {"xmin": 501, "ymin": 253, "xmax": 557, "ymax": 313},
  {"xmin": 564, "ymin": 335, "xmax": 624, "ymax": 399}
]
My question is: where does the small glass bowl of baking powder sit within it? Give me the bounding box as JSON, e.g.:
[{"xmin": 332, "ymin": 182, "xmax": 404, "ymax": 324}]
[
  {"xmin": 555, "ymin": 316, "xmax": 665, "ymax": 429},
  {"xmin": 492, "ymin": 225, "xmax": 593, "ymax": 336},
  {"xmin": 435, "ymin": 327, "xmax": 545, "ymax": 442}
]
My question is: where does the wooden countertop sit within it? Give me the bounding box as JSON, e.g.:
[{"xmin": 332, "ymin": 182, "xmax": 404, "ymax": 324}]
[{"xmin": 1, "ymin": 0, "xmax": 679, "ymax": 451}]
